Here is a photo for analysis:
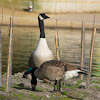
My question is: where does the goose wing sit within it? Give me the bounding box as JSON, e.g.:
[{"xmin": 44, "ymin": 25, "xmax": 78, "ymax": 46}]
[
  {"xmin": 64, "ymin": 63, "xmax": 79, "ymax": 71},
  {"xmin": 37, "ymin": 60, "xmax": 67, "ymax": 81}
]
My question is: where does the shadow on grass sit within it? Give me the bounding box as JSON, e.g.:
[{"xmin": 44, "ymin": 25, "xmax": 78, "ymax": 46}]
[
  {"xmin": 66, "ymin": 94, "xmax": 83, "ymax": 100},
  {"xmin": 56, "ymin": 91, "xmax": 83, "ymax": 100},
  {"xmin": 13, "ymin": 83, "xmax": 43, "ymax": 92},
  {"xmin": 50, "ymin": 91, "xmax": 83, "ymax": 100}
]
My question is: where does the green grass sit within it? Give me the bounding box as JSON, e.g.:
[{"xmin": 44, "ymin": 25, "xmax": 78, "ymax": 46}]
[
  {"xmin": 63, "ymin": 91, "xmax": 67, "ymax": 95},
  {"xmin": 94, "ymin": 86, "xmax": 100, "ymax": 89},
  {"xmin": 90, "ymin": 81, "xmax": 100, "ymax": 84},
  {"xmin": 36, "ymin": 87, "xmax": 45, "ymax": 92},
  {"xmin": 62, "ymin": 80, "xmax": 83, "ymax": 89},
  {"xmin": 0, "ymin": 86, "xmax": 5, "ymax": 91},
  {"xmin": 0, "ymin": 94, "xmax": 21, "ymax": 100},
  {"xmin": 13, "ymin": 93, "xmax": 27, "ymax": 98},
  {"xmin": 50, "ymin": 94, "xmax": 71, "ymax": 100},
  {"xmin": 29, "ymin": 94, "xmax": 44, "ymax": 100}
]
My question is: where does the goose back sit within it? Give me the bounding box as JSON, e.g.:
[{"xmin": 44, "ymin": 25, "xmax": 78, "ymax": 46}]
[
  {"xmin": 34, "ymin": 60, "xmax": 80, "ymax": 81},
  {"xmin": 34, "ymin": 60, "xmax": 67, "ymax": 81}
]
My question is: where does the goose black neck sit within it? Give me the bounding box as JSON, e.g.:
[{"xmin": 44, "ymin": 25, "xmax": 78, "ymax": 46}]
[{"xmin": 38, "ymin": 19, "xmax": 45, "ymax": 38}]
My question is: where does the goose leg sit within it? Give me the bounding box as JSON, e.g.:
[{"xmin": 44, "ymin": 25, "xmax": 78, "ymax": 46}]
[
  {"xmin": 58, "ymin": 80, "xmax": 62, "ymax": 92},
  {"xmin": 54, "ymin": 80, "xmax": 57, "ymax": 91}
]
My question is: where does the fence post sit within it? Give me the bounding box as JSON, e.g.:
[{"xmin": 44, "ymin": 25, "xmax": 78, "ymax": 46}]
[
  {"xmin": 80, "ymin": 21, "xmax": 85, "ymax": 80},
  {"xmin": 55, "ymin": 19, "xmax": 60, "ymax": 60},
  {"xmin": 55, "ymin": 34, "xmax": 60, "ymax": 60},
  {"xmin": 0, "ymin": 8, "xmax": 3, "ymax": 87},
  {"xmin": 0, "ymin": 30, "xmax": 2, "ymax": 87},
  {"xmin": 86, "ymin": 28, "xmax": 96, "ymax": 89},
  {"xmin": 6, "ymin": 17, "xmax": 13, "ymax": 92}
]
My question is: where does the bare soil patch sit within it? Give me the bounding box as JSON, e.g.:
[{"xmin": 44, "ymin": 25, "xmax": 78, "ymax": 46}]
[{"xmin": 0, "ymin": 72, "xmax": 100, "ymax": 100}]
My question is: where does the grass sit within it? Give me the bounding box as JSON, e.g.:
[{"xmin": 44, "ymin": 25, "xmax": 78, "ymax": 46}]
[
  {"xmin": 0, "ymin": 94, "xmax": 21, "ymax": 100},
  {"xmin": 90, "ymin": 80, "xmax": 100, "ymax": 84},
  {"xmin": 62, "ymin": 80, "xmax": 83, "ymax": 89},
  {"xmin": 36, "ymin": 87, "xmax": 45, "ymax": 92},
  {"xmin": 13, "ymin": 93, "xmax": 27, "ymax": 98},
  {"xmin": 0, "ymin": 86, "xmax": 5, "ymax": 91},
  {"xmin": 94, "ymin": 86, "xmax": 100, "ymax": 89},
  {"xmin": 63, "ymin": 91, "xmax": 67, "ymax": 95},
  {"xmin": 13, "ymin": 85, "xmax": 25, "ymax": 90},
  {"xmin": 29, "ymin": 94, "xmax": 43, "ymax": 100}
]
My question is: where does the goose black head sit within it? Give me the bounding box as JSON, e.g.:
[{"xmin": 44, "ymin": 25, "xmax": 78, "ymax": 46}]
[
  {"xmin": 23, "ymin": 67, "xmax": 33, "ymax": 79},
  {"xmin": 38, "ymin": 13, "xmax": 50, "ymax": 21}
]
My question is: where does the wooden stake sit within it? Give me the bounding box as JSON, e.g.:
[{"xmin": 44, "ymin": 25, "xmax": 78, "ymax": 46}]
[
  {"xmin": 55, "ymin": 34, "xmax": 60, "ymax": 60},
  {"xmin": 93, "ymin": 13, "xmax": 95, "ymax": 28},
  {"xmin": 80, "ymin": 21, "xmax": 85, "ymax": 80},
  {"xmin": 1, "ymin": 8, "xmax": 3, "ymax": 27},
  {"xmin": 12, "ymin": 8, "xmax": 14, "ymax": 27},
  {"xmin": 86, "ymin": 28, "xmax": 96, "ymax": 89},
  {"xmin": 6, "ymin": 17, "xmax": 13, "ymax": 92},
  {"xmin": 55, "ymin": 19, "xmax": 60, "ymax": 60},
  {"xmin": 0, "ymin": 30, "xmax": 2, "ymax": 87},
  {"xmin": 0, "ymin": 8, "xmax": 3, "ymax": 87}
]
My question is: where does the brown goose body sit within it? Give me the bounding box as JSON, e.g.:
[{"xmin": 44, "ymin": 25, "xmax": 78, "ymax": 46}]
[{"xmin": 34, "ymin": 60, "xmax": 80, "ymax": 81}]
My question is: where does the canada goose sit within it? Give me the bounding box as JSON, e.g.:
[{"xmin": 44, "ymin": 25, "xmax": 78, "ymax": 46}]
[
  {"xmin": 23, "ymin": 60, "xmax": 87, "ymax": 91},
  {"xmin": 28, "ymin": 13, "xmax": 54, "ymax": 68}
]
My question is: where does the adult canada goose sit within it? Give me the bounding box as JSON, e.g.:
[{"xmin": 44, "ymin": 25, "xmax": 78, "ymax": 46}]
[
  {"xmin": 23, "ymin": 60, "xmax": 87, "ymax": 91},
  {"xmin": 28, "ymin": 13, "xmax": 54, "ymax": 68}
]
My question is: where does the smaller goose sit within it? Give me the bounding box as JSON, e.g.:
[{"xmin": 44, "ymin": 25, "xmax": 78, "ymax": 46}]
[{"xmin": 23, "ymin": 60, "xmax": 87, "ymax": 91}]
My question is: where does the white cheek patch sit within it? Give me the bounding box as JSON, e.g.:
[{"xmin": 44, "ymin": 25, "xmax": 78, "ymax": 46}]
[
  {"xmin": 27, "ymin": 74, "xmax": 32, "ymax": 80},
  {"xmin": 39, "ymin": 15, "xmax": 44, "ymax": 20}
]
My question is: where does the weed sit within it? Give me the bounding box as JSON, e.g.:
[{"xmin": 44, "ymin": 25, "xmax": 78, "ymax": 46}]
[
  {"xmin": 63, "ymin": 91, "xmax": 67, "ymax": 95},
  {"xmin": 61, "ymin": 95, "xmax": 72, "ymax": 100},
  {"xmin": 90, "ymin": 81, "xmax": 100, "ymax": 84},
  {"xmin": 0, "ymin": 86, "xmax": 5, "ymax": 91},
  {"xmin": 94, "ymin": 86, "xmax": 100, "ymax": 89},
  {"xmin": 36, "ymin": 87, "xmax": 44, "ymax": 92},
  {"xmin": 29, "ymin": 94, "xmax": 43, "ymax": 100},
  {"xmin": 13, "ymin": 93, "xmax": 26, "ymax": 98}
]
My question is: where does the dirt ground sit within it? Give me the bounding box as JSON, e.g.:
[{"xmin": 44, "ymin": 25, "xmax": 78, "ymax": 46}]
[{"xmin": 0, "ymin": 72, "xmax": 100, "ymax": 100}]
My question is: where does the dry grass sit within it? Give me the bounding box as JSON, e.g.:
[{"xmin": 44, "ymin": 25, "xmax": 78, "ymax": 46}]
[
  {"xmin": 0, "ymin": 6, "xmax": 39, "ymax": 26},
  {"xmin": 0, "ymin": 6, "xmax": 100, "ymax": 29},
  {"xmin": 0, "ymin": 6, "xmax": 79, "ymax": 28}
]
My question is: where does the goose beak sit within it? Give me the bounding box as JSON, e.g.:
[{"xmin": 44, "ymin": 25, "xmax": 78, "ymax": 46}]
[
  {"xmin": 44, "ymin": 15, "xmax": 50, "ymax": 19},
  {"xmin": 78, "ymin": 72, "xmax": 88, "ymax": 75},
  {"xmin": 23, "ymin": 72, "xmax": 27, "ymax": 78}
]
